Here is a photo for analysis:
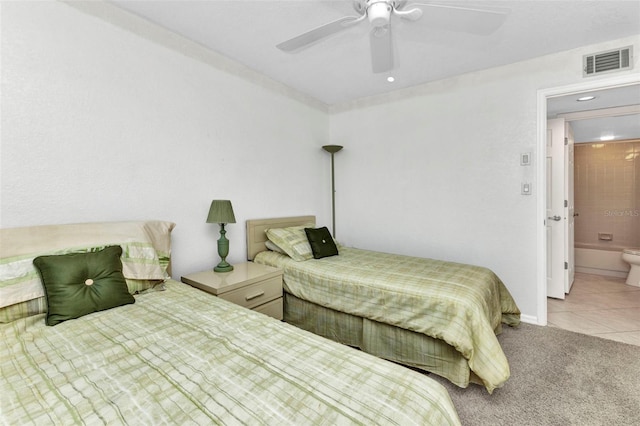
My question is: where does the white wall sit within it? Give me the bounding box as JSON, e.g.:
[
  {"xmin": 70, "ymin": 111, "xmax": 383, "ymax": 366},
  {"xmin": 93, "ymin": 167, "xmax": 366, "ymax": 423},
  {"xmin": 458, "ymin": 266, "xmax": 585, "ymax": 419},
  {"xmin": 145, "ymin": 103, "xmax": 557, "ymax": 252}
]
[
  {"xmin": 2, "ymin": 1, "xmax": 638, "ymax": 323},
  {"xmin": 0, "ymin": 1, "xmax": 330, "ymax": 279},
  {"xmin": 329, "ymin": 35, "xmax": 640, "ymax": 323}
]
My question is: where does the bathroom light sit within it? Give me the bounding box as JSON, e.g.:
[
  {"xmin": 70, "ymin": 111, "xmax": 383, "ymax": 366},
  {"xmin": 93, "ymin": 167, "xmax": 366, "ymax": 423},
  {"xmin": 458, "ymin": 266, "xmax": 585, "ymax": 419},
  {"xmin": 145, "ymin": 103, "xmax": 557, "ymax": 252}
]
[
  {"xmin": 577, "ymin": 95, "xmax": 596, "ymax": 102},
  {"xmin": 387, "ymin": 76, "xmax": 395, "ymax": 83}
]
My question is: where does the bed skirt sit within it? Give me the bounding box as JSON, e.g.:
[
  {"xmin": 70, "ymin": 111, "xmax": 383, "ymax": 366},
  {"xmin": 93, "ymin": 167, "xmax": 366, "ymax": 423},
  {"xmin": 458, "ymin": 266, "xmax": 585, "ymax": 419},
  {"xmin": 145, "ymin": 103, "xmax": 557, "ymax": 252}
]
[{"xmin": 284, "ymin": 292, "xmax": 483, "ymax": 389}]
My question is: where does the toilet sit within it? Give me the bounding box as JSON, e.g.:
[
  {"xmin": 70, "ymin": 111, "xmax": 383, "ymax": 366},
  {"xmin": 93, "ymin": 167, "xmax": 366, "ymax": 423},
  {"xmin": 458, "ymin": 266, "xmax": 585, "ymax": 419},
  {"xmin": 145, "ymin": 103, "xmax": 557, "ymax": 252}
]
[{"xmin": 622, "ymin": 248, "xmax": 640, "ymax": 287}]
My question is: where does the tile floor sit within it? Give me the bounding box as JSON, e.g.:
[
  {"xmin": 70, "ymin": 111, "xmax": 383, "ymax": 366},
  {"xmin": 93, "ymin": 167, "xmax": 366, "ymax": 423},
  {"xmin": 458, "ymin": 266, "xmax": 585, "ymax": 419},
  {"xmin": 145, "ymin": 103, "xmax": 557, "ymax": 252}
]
[{"xmin": 547, "ymin": 272, "xmax": 640, "ymax": 346}]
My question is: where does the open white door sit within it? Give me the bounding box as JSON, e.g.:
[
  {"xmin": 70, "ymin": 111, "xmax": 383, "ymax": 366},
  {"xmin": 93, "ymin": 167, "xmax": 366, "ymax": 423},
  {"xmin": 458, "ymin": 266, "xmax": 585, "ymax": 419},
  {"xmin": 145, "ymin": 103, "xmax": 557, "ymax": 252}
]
[
  {"xmin": 565, "ymin": 122, "xmax": 575, "ymax": 293},
  {"xmin": 547, "ymin": 118, "xmax": 566, "ymax": 299}
]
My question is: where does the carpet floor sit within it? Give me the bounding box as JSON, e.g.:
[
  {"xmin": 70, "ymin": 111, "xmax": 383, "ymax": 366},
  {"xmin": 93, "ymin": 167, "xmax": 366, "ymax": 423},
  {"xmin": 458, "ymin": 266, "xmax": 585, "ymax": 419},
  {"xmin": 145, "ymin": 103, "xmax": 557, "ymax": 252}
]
[{"xmin": 430, "ymin": 323, "xmax": 640, "ymax": 426}]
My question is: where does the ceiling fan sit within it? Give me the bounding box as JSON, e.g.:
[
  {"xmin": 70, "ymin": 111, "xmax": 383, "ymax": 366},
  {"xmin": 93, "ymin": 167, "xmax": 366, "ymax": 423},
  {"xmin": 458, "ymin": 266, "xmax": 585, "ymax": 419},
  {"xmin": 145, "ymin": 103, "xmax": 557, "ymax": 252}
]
[{"xmin": 277, "ymin": 0, "xmax": 509, "ymax": 74}]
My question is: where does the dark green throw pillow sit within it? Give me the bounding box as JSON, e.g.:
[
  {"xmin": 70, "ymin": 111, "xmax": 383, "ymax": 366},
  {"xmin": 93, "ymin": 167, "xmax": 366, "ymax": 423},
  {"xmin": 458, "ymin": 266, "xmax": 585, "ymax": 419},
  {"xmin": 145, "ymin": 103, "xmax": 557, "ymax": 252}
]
[
  {"xmin": 304, "ymin": 227, "xmax": 339, "ymax": 259},
  {"xmin": 33, "ymin": 246, "xmax": 135, "ymax": 326}
]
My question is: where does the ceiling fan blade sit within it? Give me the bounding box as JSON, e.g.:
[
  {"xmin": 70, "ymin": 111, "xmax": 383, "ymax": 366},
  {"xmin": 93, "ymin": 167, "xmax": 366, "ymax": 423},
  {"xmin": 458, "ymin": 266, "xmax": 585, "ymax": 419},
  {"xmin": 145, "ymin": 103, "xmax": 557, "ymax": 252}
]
[
  {"xmin": 401, "ymin": 2, "xmax": 509, "ymax": 35},
  {"xmin": 277, "ymin": 15, "xmax": 364, "ymax": 52},
  {"xmin": 370, "ymin": 26, "xmax": 393, "ymax": 74}
]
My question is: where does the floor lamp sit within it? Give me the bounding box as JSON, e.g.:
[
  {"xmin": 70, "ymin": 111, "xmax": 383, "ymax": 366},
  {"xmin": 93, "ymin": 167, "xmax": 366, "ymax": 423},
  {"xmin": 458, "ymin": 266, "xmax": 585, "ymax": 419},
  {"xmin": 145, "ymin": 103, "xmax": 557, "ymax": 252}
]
[{"xmin": 322, "ymin": 145, "xmax": 343, "ymax": 238}]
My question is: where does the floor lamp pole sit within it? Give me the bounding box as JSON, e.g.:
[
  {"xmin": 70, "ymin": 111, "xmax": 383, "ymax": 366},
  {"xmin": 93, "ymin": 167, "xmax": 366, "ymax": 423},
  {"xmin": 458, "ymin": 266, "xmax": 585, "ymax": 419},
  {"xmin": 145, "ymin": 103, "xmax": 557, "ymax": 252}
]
[{"xmin": 322, "ymin": 145, "xmax": 343, "ymax": 238}]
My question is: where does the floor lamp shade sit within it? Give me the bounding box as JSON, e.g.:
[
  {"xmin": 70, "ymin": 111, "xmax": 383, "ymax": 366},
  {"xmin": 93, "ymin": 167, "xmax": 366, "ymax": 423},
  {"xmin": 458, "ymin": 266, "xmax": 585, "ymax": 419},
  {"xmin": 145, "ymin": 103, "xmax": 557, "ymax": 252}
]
[
  {"xmin": 206, "ymin": 200, "xmax": 236, "ymax": 272},
  {"xmin": 322, "ymin": 145, "xmax": 343, "ymax": 238}
]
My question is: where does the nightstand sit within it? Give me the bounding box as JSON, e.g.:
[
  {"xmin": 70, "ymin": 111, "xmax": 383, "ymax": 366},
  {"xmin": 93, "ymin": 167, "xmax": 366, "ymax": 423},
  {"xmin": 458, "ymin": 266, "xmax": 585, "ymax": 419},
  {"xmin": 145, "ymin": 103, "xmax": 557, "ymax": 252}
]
[{"xmin": 181, "ymin": 262, "xmax": 283, "ymax": 320}]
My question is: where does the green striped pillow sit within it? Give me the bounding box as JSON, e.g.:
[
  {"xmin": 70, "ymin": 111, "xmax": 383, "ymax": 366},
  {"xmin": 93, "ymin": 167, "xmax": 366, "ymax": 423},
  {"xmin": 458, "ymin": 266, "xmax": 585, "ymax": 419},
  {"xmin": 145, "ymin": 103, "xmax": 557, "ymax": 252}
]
[{"xmin": 266, "ymin": 224, "xmax": 314, "ymax": 261}]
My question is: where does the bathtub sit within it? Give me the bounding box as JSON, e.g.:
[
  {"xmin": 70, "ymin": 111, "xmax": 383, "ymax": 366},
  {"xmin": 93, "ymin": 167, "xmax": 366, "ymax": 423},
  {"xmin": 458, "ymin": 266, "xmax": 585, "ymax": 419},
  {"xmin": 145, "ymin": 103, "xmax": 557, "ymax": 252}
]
[{"xmin": 575, "ymin": 242, "xmax": 631, "ymax": 278}]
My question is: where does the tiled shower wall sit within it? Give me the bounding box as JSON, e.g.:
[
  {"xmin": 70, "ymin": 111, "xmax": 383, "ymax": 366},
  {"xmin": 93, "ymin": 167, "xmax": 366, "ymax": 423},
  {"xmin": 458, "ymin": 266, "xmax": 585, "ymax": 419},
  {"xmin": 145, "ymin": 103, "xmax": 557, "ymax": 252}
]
[{"xmin": 574, "ymin": 140, "xmax": 640, "ymax": 250}]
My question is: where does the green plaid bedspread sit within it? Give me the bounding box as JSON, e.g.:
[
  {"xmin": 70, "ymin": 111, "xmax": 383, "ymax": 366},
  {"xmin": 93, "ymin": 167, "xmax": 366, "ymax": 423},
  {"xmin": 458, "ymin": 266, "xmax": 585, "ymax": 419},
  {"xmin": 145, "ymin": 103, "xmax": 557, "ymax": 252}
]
[
  {"xmin": 0, "ymin": 279, "xmax": 460, "ymax": 425},
  {"xmin": 255, "ymin": 247, "xmax": 521, "ymax": 393}
]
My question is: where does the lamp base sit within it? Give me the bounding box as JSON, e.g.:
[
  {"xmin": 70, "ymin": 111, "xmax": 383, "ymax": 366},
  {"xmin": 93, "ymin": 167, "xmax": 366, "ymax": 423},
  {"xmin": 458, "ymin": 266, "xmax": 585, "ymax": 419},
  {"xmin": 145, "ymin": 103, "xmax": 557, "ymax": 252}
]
[
  {"xmin": 214, "ymin": 262, "xmax": 234, "ymax": 273},
  {"xmin": 214, "ymin": 223, "xmax": 233, "ymax": 272}
]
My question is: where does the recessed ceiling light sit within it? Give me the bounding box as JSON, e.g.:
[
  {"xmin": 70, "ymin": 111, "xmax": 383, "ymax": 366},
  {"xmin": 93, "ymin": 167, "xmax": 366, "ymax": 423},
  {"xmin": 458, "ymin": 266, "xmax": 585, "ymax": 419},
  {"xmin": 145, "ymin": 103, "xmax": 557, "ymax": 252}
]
[
  {"xmin": 600, "ymin": 135, "xmax": 615, "ymax": 141},
  {"xmin": 387, "ymin": 76, "xmax": 395, "ymax": 83},
  {"xmin": 577, "ymin": 95, "xmax": 596, "ymax": 102}
]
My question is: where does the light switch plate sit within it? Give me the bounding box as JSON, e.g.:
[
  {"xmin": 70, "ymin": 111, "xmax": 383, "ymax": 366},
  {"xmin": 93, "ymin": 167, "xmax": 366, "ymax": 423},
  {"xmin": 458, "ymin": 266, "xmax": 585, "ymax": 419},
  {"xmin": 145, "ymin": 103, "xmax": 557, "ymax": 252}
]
[
  {"xmin": 521, "ymin": 182, "xmax": 532, "ymax": 195},
  {"xmin": 521, "ymin": 152, "xmax": 531, "ymax": 166}
]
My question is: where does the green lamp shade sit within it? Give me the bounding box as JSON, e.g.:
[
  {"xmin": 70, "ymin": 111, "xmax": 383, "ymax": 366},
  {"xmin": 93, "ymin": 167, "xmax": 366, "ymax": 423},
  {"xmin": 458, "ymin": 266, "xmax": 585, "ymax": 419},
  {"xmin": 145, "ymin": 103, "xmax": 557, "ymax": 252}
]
[
  {"xmin": 207, "ymin": 200, "xmax": 236, "ymax": 224},
  {"xmin": 322, "ymin": 145, "xmax": 343, "ymax": 154}
]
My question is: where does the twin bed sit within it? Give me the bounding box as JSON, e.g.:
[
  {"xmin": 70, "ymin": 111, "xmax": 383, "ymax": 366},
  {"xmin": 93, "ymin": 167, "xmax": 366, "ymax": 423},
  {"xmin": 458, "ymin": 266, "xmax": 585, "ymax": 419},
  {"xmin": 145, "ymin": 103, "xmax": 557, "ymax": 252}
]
[
  {"xmin": 0, "ymin": 220, "xmax": 461, "ymax": 425},
  {"xmin": 247, "ymin": 216, "xmax": 521, "ymax": 394},
  {"xmin": 1, "ymin": 215, "xmax": 521, "ymax": 424}
]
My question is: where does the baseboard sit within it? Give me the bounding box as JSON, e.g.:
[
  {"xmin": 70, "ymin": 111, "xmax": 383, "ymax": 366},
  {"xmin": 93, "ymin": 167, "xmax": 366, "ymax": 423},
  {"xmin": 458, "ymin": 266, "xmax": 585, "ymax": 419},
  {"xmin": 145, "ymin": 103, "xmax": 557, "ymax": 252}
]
[{"xmin": 519, "ymin": 314, "xmax": 539, "ymax": 325}]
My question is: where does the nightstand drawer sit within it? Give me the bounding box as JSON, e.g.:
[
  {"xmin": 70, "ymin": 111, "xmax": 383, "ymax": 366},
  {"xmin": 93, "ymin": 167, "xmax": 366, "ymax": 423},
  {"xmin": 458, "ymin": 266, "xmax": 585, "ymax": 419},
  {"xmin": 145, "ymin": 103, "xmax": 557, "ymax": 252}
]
[
  {"xmin": 254, "ymin": 297, "xmax": 283, "ymax": 320},
  {"xmin": 219, "ymin": 276, "xmax": 282, "ymax": 309}
]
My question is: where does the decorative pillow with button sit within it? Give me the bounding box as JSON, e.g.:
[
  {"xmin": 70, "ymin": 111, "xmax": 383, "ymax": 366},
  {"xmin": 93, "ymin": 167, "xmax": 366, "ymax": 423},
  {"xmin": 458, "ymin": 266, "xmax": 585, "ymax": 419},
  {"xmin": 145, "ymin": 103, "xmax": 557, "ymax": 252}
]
[
  {"xmin": 304, "ymin": 227, "xmax": 339, "ymax": 259},
  {"xmin": 33, "ymin": 246, "xmax": 135, "ymax": 326}
]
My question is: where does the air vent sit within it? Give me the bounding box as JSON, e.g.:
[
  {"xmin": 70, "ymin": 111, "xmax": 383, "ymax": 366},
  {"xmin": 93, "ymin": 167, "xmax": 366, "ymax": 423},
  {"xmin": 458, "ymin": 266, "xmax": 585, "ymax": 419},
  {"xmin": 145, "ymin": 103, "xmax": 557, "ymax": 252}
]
[{"xmin": 583, "ymin": 46, "xmax": 633, "ymax": 77}]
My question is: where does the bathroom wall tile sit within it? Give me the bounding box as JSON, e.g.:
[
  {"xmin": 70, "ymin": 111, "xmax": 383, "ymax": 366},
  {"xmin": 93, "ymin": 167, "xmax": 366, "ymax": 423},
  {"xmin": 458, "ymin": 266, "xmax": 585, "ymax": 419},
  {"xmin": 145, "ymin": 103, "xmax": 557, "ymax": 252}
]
[{"xmin": 575, "ymin": 140, "xmax": 640, "ymax": 248}]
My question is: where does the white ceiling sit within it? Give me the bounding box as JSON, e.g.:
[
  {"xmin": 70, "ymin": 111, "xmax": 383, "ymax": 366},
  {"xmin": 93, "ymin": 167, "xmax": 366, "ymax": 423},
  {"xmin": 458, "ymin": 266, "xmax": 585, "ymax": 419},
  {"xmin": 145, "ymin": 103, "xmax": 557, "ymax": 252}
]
[
  {"xmin": 110, "ymin": 0, "xmax": 640, "ymax": 106},
  {"xmin": 548, "ymin": 84, "xmax": 640, "ymax": 143}
]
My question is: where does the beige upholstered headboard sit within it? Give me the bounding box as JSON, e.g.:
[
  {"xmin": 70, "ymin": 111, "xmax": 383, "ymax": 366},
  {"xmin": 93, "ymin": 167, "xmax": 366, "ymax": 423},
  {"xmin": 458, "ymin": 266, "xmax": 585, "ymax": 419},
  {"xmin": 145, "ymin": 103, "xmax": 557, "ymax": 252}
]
[{"xmin": 246, "ymin": 216, "xmax": 315, "ymax": 260}]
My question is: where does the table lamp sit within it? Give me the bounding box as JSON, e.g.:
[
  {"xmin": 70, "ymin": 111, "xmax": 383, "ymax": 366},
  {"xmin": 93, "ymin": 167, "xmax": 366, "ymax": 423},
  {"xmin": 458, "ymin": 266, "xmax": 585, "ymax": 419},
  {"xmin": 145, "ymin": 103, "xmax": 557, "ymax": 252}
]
[{"xmin": 206, "ymin": 200, "xmax": 236, "ymax": 272}]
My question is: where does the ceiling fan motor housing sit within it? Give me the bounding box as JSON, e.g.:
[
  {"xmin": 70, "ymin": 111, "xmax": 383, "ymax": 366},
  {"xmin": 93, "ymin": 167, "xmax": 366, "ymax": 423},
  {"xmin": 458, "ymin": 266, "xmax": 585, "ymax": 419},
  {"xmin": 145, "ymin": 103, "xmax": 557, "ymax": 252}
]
[{"xmin": 354, "ymin": 0, "xmax": 399, "ymax": 27}]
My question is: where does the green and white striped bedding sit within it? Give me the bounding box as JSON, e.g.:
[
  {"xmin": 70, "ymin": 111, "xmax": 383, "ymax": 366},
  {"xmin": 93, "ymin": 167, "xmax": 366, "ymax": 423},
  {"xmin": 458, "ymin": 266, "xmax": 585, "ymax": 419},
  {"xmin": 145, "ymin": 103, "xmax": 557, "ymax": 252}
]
[
  {"xmin": 0, "ymin": 279, "xmax": 460, "ymax": 425},
  {"xmin": 254, "ymin": 247, "xmax": 521, "ymax": 394},
  {"xmin": 0, "ymin": 221, "xmax": 174, "ymax": 318}
]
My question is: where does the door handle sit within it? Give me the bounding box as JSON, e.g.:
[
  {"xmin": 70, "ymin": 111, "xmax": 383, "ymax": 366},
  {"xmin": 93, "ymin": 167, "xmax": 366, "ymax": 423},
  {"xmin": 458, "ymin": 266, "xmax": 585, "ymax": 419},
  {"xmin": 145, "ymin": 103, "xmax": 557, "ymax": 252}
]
[{"xmin": 548, "ymin": 215, "xmax": 561, "ymax": 221}]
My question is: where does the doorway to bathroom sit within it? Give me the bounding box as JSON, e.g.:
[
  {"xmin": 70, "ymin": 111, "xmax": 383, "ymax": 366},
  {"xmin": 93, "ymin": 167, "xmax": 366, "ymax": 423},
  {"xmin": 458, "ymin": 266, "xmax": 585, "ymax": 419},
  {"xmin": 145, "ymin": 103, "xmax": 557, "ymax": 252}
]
[
  {"xmin": 549, "ymin": 86, "xmax": 640, "ymax": 286},
  {"xmin": 538, "ymin": 75, "xmax": 640, "ymax": 334}
]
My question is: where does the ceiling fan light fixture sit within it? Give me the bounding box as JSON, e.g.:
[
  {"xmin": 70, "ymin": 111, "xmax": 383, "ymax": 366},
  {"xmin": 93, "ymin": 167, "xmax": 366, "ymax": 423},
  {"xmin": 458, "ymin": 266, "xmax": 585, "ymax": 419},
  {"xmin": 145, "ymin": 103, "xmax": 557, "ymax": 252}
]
[
  {"xmin": 368, "ymin": 1, "xmax": 391, "ymax": 27},
  {"xmin": 279, "ymin": 0, "xmax": 510, "ymax": 75}
]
